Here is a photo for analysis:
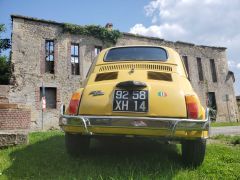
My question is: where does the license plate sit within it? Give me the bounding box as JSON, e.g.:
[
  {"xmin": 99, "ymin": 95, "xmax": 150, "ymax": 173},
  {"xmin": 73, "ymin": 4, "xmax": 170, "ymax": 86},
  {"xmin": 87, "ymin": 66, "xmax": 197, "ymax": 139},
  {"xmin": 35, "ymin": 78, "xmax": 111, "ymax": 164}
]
[{"xmin": 113, "ymin": 90, "xmax": 148, "ymax": 112}]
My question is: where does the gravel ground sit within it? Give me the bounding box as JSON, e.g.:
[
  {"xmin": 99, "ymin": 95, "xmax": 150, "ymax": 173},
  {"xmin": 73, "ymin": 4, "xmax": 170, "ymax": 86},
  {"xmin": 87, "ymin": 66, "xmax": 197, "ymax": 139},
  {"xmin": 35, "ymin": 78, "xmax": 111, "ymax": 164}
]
[{"xmin": 210, "ymin": 126, "xmax": 240, "ymax": 136}]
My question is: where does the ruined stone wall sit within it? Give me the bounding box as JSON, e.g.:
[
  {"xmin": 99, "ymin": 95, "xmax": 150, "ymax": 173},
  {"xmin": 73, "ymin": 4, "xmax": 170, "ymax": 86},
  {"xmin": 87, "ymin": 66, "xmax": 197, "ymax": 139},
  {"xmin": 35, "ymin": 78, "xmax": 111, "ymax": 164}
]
[
  {"xmin": 10, "ymin": 15, "xmax": 239, "ymax": 130},
  {"xmin": 0, "ymin": 84, "xmax": 30, "ymax": 146},
  {"xmin": 0, "ymin": 85, "xmax": 9, "ymax": 103},
  {"xmin": 237, "ymin": 97, "xmax": 240, "ymax": 120},
  {"xmin": 0, "ymin": 104, "xmax": 31, "ymax": 130},
  {"xmin": 10, "ymin": 17, "xmax": 103, "ymax": 130},
  {"xmin": 0, "ymin": 104, "xmax": 30, "ymax": 147}
]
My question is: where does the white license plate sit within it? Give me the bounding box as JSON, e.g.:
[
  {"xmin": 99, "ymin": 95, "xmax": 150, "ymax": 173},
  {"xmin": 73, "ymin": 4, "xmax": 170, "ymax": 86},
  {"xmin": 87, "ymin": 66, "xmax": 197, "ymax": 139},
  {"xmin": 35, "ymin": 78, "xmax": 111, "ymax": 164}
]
[{"xmin": 113, "ymin": 90, "xmax": 148, "ymax": 112}]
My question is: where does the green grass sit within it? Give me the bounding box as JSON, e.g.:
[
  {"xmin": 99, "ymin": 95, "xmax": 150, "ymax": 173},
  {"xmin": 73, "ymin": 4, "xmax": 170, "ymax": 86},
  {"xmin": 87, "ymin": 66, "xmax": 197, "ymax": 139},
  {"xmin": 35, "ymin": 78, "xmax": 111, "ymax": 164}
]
[
  {"xmin": 211, "ymin": 121, "xmax": 240, "ymax": 127},
  {"xmin": 0, "ymin": 131, "xmax": 240, "ymax": 179},
  {"xmin": 213, "ymin": 135, "xmax": 240, "ymax": 145}
]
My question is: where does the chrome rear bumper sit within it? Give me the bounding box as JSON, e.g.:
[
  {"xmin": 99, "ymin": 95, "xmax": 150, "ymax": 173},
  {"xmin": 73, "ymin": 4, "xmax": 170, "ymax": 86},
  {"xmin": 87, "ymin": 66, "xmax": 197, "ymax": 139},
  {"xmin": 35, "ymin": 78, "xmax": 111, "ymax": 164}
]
[{"xmin": 59, "ymin": 106, "xmax": 210, "ymax": 137}]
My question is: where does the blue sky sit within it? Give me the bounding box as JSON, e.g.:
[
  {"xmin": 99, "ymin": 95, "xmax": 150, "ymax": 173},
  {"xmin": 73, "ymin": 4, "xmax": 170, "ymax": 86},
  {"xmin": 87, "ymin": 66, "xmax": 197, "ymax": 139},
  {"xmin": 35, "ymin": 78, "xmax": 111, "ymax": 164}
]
[
  {"xmin": 0, "ymin": 0, "xmax": 240, "ymax": 95},
  {"xmin": 0, "ymin": 0, "xmax": 150, "ymax": 36}
]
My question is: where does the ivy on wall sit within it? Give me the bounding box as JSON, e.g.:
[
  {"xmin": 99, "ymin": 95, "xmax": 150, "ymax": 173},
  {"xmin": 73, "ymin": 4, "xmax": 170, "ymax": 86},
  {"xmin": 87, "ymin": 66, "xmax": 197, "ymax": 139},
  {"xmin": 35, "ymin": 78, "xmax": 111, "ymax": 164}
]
[{"xmin": 62, "ymin": 23, "xmax": 122, "ymax": 45}]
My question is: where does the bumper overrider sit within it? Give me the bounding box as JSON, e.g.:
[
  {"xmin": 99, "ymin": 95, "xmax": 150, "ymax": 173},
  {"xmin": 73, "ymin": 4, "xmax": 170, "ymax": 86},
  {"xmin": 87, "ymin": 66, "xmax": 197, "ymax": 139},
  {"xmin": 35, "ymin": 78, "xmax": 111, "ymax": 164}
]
[{"xmin": 59, "ymin": 106, "xmax": 210, "ymax": 139}]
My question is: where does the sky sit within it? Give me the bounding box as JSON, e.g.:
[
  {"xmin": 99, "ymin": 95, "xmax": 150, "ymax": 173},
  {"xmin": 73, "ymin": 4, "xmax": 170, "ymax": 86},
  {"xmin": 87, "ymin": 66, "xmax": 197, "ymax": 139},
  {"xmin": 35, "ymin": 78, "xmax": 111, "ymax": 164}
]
[{"xmin": 0, "ymin": 0, "xmax": 239, "ymax": 95}]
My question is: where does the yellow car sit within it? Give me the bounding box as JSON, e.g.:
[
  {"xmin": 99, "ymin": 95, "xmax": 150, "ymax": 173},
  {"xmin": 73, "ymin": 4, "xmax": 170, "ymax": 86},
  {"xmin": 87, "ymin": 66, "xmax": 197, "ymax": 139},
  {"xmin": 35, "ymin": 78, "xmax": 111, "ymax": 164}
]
[{"xmin": 59, "ymin": 45, "xmax": 210, "ymax": 166}]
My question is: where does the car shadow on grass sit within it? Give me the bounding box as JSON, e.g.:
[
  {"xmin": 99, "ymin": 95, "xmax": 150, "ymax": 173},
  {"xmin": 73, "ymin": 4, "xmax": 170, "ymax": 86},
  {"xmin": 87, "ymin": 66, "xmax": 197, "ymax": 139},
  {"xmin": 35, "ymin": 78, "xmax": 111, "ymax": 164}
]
[{"xmin": 4, "ymin": 133, "xmax": 186, "ymax": 179}]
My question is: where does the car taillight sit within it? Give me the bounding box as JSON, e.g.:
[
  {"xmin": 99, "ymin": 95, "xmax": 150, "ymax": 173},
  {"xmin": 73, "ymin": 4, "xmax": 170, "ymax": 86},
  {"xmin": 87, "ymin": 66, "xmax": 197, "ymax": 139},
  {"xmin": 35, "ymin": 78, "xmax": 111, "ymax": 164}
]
[
  {"xmin": 185, "ymin": 95, "xmax": 199, "ymax": 119},
  {"xmin": 67, "ymin": 91, "xmax": 81, "ymax": 115}
]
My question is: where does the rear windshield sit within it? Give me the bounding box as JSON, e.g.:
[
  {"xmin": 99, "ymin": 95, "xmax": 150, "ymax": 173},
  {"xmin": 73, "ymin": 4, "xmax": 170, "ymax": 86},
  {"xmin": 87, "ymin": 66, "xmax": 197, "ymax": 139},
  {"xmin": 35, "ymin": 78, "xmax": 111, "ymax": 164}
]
[{"xmin": 104, "ymin": 47, "xmax": 168, "ymax": 62}]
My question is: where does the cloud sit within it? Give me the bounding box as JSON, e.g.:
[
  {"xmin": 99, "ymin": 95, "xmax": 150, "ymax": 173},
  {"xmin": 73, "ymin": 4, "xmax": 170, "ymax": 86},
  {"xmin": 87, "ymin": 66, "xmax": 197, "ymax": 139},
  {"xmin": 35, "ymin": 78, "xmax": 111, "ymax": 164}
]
[
  {"xmin": 228, "ymin": 60, "xmax": 236, "ymax": 68},
  {"xmin": 237, "ymin": 63, "xmax": 240, "ymax": 69},
  {"xmin": 130, "ymin": 0, "xmax": 240, "ymax": 44},
  {"xmin": 129, "ymin": 23, "xmax": 186, "ymax": 40},
  {"xmin": 129, "ymin": 0, "xmax": 240, "ymax": 95}
]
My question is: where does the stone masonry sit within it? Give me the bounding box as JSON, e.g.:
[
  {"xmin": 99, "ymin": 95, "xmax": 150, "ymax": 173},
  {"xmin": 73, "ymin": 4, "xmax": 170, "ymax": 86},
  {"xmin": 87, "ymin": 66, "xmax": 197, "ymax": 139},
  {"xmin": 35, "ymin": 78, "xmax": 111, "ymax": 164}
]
[
  {"xmin": 237, "ymin": 96, "xmax": 240, "ymax": 120},
  {"xmin": 0, "ymin": 104, "xmax": 30, "ymax": 130},
  {"xmin": 0, "ymin": 85, "xmax": 9, "ymax": 103},
  {"xmin": 9, "ymin": 15, "xmax": 239, "ymax": 130},
  {"xmin": 0, "ymin": 103, "xmax": 30, "ymax": 147}
]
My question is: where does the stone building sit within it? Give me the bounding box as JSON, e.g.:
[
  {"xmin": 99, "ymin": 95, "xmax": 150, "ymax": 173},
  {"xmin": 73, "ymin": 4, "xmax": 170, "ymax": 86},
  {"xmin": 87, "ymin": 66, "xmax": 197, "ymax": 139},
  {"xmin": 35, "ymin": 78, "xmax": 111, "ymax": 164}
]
[
  {"xmin": 237, "ymin": 96, "xmax": 240, "ymax": 120},
  {"xmin": 9, "ymin": 15, "xmax": 239, "ymax": 130}
]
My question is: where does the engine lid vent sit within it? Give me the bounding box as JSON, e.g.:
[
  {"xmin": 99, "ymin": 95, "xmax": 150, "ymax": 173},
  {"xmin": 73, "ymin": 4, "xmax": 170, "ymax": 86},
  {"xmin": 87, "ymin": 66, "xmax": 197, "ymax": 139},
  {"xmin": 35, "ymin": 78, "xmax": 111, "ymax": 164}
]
[
  {"xmin": 99, "ymin": 63, "xmax": 173, "ymax": 72},
  {"xmin": 148, "ymin": 71, "xmax": 172, "ymax": 81},
  {"xmin": 95, "ymin": 72, "xmax": 118, "ymax": 82}
]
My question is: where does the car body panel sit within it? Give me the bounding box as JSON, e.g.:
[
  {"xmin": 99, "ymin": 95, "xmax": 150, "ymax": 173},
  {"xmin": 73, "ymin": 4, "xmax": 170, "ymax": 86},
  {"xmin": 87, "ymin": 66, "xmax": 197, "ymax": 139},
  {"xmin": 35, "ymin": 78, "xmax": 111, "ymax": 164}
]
[
  {"xmin": 79, "ymin": 73, "xmax": 188, "ymax": 117},
  {"xmin": 62, "ymin": 125, "xmax": 208, "ymax": 139}
]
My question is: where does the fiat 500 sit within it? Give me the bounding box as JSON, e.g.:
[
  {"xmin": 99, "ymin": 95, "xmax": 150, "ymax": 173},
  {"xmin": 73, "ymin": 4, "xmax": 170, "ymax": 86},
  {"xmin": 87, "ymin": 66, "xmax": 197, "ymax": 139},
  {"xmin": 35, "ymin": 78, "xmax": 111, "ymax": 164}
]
[{"xmin": 59, "ymin": 45, "xmax": 210, "ymax": 166}]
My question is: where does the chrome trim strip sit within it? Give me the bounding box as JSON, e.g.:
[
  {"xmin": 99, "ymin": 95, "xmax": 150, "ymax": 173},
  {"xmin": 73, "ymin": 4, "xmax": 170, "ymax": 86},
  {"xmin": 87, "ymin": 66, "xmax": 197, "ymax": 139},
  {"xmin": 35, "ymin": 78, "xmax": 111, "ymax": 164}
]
[{"xmin": 59, "ymin": 105, "xmax": 210, "ymax": 136}]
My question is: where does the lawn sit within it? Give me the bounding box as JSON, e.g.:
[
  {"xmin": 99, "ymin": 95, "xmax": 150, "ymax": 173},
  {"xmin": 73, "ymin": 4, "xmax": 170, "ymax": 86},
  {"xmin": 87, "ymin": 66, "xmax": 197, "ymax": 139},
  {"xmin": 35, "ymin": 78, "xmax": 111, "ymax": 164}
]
[
  {"xmin": 212, "ymin": 134, "xmax": 240, "ymax": 145},
  {"xmin": 0, "ymin": 131, "xmax": 239, "ymax": 180},
  {"xmin": 211, "ymin": 121, "xmax": 240, "ymax": 127}
]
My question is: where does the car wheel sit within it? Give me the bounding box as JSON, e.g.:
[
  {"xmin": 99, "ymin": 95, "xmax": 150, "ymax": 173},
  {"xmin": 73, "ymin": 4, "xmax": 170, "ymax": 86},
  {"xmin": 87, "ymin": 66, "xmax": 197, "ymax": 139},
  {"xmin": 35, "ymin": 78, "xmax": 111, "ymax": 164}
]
[
  {"xmin": 65, "ymin": 133, "xmax": 90, "ymax": 156},
  {"xmin": 181, "ymin": 139, "xmax": 206, "ymax": 167}
]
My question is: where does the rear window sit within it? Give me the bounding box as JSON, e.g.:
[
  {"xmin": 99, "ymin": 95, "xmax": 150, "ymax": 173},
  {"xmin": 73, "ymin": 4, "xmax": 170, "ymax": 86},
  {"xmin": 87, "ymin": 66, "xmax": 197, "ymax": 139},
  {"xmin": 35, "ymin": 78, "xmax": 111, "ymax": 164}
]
[{"xmin": 104, "ymin": 47, "xmax": 168, "ymax": 62}]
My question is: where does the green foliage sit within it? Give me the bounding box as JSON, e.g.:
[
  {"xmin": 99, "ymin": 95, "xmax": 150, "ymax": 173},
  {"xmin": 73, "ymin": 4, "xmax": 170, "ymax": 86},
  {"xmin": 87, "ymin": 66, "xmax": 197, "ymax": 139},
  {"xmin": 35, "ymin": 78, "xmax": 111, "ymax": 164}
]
[
  {"xmin": 0, "ymin": 24, "xmax": 11, "ymax": 84},
  {"xmin": 0, "ymin": 56, "xmax": 11, "ymax": 84},
  {"xmin": 231, "ymin": 136, "xmax": 240, "ymax": 145},
  {"xmin": 0, "ymin": 131, "xmax": 240, "ymax": 179},
  {"xmin": 211, "ymin": 121, "xmax": 240, "ymax": 127},
  {"xmin": 0, "ymin": 24, "xmax": 11, "ymax": 53},
  {"xmin": 0, "ymin": 24, "xmax": 5, "ymax": 32},
  {"xmin": 213, "ymin": 135, "xmax": 240, "ymax": 145},
  {"xmin": 0, "ymin": 39, "xmax": 11, "ymax": 53},
  {"xmin": 63, "ymin": 23, "xmax": 122, "ymax": 45}
]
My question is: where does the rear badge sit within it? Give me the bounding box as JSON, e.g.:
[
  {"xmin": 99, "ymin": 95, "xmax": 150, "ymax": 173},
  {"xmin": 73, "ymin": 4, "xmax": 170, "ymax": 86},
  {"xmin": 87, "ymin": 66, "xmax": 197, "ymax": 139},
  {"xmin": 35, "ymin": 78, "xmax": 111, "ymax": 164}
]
[
  {"xmin": 89, "ymin": 90, "xmax": 104, "ymax": 96},
  {"xmin": 158, "ymin": 91, "xmax": 167, "ymax": 97}
]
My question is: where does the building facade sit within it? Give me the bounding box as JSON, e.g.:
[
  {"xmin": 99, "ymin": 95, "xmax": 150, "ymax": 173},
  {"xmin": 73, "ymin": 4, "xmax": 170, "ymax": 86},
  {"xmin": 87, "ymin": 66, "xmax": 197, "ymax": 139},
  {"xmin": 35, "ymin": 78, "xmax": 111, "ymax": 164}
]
[
  {"xmin": 237, "ymin": 96, "xmax": 240, "ymax": 120},
  {"xmin": 10, "ymin": 15, "xmax": 239, "ymax": 130}
]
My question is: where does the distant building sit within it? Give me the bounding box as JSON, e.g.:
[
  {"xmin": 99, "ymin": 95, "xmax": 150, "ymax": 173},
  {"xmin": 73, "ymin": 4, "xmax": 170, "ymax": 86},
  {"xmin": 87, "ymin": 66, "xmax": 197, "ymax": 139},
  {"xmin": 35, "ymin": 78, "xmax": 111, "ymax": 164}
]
[
  {"xmin": 237, "ymin": 96, "xmax": 240, "ymax": 120},
  {"xmin": 9, "ymin": 15, "xmax": 239, "ymax": 130}
]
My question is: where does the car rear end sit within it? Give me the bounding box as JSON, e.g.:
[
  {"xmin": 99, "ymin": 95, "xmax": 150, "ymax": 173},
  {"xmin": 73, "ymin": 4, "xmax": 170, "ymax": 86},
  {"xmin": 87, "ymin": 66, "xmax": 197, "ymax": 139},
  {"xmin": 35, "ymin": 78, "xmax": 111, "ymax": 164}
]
[{"xmin": 59, "ymin": 46, "xmax": 210, "ymax": 166}]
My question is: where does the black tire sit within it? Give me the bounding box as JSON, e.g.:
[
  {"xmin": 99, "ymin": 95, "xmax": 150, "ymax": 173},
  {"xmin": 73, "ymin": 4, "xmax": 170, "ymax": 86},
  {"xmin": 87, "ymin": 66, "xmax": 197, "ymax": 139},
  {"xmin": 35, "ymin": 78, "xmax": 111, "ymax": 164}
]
[
  {"xmin": 65, "ymin": 133, "xmax": 90, "ymax": 156},
  {"xmin": 181, "ymin": 139, "xmax": 206, "ymax": 167}
]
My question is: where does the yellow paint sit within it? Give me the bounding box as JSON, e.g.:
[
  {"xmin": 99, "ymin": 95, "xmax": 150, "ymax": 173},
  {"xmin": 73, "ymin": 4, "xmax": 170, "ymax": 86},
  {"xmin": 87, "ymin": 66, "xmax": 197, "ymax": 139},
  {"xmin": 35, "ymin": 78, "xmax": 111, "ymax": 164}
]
[{"xmin": 62, "ymin": 125, "xmax": 208, "ymax": 139}]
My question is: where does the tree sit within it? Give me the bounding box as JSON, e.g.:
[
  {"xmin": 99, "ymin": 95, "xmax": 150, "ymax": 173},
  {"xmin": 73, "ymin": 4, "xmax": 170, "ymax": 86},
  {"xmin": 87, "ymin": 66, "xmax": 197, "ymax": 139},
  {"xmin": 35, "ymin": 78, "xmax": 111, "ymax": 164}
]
[
  {"xmin": 0, "ymin": 24, "xmax": 11, "ymax": 85},
  {"xmin": 0, "ymin": 56, "xmax": 11, "ymax": 84}
]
